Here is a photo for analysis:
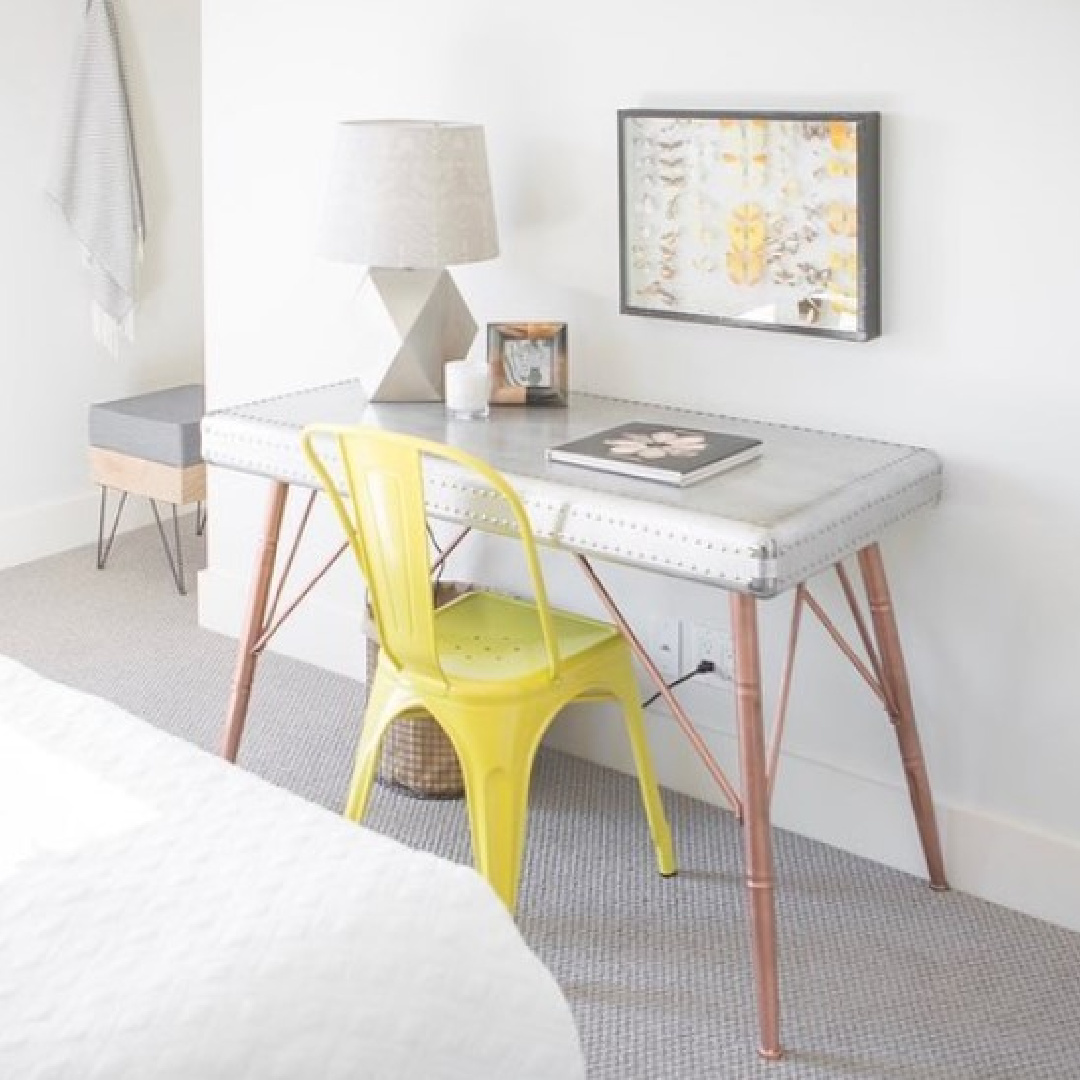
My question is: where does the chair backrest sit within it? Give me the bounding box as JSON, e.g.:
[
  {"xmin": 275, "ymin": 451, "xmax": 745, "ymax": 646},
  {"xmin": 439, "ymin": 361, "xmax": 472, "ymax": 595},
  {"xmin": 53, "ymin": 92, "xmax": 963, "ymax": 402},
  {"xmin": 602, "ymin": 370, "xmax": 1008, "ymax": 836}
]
[{"xmin": 301, "ymin": 425, "xmax": 560, "ymax": 686}]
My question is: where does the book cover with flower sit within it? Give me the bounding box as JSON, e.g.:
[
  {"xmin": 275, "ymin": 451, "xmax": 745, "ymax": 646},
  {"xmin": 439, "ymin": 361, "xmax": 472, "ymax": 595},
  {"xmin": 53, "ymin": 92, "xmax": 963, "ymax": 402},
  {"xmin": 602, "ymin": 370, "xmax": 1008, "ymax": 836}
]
[{"xmin": 547, "ymin": 421, "xmax": 762, "ymax": 486}]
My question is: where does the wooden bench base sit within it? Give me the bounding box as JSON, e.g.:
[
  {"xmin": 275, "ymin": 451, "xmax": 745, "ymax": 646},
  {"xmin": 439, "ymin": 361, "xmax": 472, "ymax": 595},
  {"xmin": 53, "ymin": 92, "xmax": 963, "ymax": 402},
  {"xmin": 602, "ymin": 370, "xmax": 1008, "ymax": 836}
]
[{"xmin": 89, "ymin": 447, "xmax": 206, "ymax": 506}]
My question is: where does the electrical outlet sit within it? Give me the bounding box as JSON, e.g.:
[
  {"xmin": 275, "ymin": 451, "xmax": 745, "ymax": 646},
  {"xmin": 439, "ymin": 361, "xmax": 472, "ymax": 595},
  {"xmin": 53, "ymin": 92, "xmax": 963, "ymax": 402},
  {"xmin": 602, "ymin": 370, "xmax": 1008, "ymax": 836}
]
[
  {"xmin": 685, "ymin": 621, "xmax": 734, "ymax": 686},
  {"xmin": 645, "ymin": 616, "xmax": 682, "ymax": 683}
]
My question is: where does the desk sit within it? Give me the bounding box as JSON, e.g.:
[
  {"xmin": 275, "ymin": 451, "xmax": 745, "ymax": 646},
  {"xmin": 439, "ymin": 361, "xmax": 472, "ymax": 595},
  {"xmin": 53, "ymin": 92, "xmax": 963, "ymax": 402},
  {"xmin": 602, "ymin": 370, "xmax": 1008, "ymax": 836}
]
[{"xmin": 202, "ymin": 381, "xmax": 948, "ymax": 1060}]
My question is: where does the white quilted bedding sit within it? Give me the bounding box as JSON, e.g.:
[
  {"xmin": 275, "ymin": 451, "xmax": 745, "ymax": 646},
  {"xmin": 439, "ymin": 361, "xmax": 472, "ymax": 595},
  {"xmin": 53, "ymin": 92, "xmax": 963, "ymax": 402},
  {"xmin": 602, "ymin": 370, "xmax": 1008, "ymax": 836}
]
[{"xmin": 0, "ymin": 656, "xmax": 585, "ymax": 1079}]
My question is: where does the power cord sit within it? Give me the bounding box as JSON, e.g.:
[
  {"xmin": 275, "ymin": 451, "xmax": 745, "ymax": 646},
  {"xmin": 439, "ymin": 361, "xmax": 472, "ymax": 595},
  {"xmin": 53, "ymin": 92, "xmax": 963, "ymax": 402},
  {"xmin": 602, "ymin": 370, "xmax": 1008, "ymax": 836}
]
[{"xmin": 642, "ymin": 659, "xmax": 716, "ymax": 709}]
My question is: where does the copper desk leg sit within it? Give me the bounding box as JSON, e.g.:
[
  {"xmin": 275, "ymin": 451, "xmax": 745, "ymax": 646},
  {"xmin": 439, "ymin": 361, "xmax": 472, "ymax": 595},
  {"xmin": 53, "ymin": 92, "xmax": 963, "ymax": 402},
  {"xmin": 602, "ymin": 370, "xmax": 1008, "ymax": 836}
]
[
  {"xmin": 730, "ymin": 591, "xmax": 783, "ymax": 1060},
  {"xmin": 857, "ymin": 543, "xmax": 949, "ymax": 890},
  {"xmin": 222, "ymin": 481, "xmax": 289, "ymax": 763}
]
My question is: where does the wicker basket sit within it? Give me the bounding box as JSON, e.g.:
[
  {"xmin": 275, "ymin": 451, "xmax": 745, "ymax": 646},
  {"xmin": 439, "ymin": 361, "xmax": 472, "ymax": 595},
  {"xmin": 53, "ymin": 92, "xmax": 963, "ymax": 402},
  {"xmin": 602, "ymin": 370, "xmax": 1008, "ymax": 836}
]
[{"xmin": 364, "ymin": 582, "xmax": 467, "ymax": 800}]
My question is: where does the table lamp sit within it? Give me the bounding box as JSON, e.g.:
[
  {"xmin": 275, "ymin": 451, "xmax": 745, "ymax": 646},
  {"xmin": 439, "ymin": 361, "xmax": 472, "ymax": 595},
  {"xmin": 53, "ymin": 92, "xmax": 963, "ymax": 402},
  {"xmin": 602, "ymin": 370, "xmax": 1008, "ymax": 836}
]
[{"xmin": 318, "ymin": 119, "xmax": 499, "ymax": 401}]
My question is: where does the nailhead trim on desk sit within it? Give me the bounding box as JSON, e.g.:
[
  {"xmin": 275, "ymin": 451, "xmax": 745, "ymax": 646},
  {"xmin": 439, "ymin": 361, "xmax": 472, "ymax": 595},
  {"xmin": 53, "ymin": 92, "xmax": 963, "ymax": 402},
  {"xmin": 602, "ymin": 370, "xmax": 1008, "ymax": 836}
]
[{"xmin": 202, "ymin": 384, "xmax": 943, "ymax": 598}]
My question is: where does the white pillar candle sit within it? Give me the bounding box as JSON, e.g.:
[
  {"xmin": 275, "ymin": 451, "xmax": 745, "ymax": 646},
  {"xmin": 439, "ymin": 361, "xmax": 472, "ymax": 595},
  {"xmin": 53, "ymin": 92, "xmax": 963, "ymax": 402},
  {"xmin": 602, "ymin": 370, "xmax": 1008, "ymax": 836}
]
[{"xmin": 444, "ymin": 360, "xmax": 490, "ymax": 420}]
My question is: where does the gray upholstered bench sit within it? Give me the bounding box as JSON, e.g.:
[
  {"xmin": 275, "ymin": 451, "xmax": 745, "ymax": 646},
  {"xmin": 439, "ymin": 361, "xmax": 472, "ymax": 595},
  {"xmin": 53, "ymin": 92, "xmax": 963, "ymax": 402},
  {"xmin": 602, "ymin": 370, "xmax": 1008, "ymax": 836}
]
[{"xmin": 88, "ymin": 384, "xmax": 206, "ymax": 595}]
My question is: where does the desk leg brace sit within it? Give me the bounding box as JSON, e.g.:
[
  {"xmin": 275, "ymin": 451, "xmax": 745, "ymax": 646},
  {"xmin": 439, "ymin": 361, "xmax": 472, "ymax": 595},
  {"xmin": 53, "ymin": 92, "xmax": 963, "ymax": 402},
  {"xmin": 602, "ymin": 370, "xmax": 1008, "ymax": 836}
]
[
  {"xmin": 766, "ymin": 551, "xmax": 947, "ymax": 892},
  {"xmin": 574, "ymin": 555, "xmax": 743, "ymax": 819},
  {"xmin": 221, "ymin": 484, "xmax": 472, "ymax": 764}
]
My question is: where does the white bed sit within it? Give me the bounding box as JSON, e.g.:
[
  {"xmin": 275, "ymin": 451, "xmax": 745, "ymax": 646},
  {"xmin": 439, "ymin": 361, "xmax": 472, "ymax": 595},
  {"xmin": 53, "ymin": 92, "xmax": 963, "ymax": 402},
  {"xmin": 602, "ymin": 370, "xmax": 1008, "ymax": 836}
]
[{"xmin": 0, "ymin": 656, "xmax": 585, "ymax": 1079}]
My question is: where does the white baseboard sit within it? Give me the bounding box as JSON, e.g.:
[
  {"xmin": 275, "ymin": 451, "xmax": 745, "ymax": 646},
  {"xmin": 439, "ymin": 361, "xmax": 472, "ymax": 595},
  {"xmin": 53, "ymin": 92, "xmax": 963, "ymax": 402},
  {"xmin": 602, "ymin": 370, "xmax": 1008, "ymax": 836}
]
[
  {"xmin": 0, "ymin": 489, "xmax": 161, "ymax": 571},
  {"xmin": 199, "ymin": 564, "xmax": 1080, "ymax": 935},
  {"xmin": 547, "ymin": 707, "xmax": 1080, "ymax": 933}
]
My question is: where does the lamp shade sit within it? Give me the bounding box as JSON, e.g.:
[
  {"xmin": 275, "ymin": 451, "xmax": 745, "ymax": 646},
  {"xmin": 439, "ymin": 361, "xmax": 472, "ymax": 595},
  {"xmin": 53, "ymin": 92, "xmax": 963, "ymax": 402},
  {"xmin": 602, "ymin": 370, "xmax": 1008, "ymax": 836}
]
[{"xmin": 318, "ymin": 119, "xmax": 499, "ymax": 268}]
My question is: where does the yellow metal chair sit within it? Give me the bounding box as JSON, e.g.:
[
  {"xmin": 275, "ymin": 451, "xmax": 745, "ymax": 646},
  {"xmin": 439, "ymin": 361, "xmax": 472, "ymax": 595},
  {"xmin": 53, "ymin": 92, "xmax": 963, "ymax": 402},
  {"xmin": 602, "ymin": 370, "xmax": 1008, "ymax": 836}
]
[{"xmin": 301, "ymin": 425, "xmax": 676, "ymax": 913}]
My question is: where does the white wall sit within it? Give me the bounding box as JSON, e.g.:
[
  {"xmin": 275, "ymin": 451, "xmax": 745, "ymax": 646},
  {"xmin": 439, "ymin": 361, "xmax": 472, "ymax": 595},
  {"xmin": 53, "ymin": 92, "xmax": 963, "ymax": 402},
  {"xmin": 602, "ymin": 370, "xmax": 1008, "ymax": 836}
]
[
  {"xmin": 200, "ymin": 0, "xmax": 1080, "ymax": 930},
  {"xmin": 0, "ymin": 1, "xmax": 203, "ymax": 567}
]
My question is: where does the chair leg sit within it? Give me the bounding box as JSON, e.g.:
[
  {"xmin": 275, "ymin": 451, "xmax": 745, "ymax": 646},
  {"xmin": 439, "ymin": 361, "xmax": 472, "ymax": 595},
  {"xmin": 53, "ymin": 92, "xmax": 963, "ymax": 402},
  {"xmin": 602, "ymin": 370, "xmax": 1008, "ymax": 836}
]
[
  {"xmin": 451, "ymin": 716, "xmax": 535, "ymax": 913},
  {"xmin": 344, "ymin": 671, "xmax": 401, "ymax": 823},
  {"xmin": 616, "ymin": 671, "xmax": 677, "ymax": 877}
]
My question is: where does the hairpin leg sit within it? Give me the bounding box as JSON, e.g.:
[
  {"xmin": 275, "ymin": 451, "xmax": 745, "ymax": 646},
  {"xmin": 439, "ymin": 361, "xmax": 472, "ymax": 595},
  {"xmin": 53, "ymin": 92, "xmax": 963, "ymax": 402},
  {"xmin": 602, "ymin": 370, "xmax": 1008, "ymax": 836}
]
[
  {"xmin": 149, "ymin": 499, "xmax": 187, "ymax": 596},
  {"xmin": 173, "ymin": 503, "xmax": 185, "ymax": 592},
  {"xmin": 196, "ymin": 501, "xmax": 207, "ymax": 536},
  {"xmin": 730, "ymin": 591, "xmax": 782, "ymax": 1060},
  {"xmin": 96, "ymin": 486, "xmax": 128, "ymax": 570}
]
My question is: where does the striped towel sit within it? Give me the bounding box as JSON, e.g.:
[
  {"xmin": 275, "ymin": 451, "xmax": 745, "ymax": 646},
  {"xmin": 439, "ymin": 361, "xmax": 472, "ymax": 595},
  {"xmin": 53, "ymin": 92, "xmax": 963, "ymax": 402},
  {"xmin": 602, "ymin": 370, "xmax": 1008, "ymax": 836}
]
[{"xmin": 47, "ymin": 0, "xmax": 145, "ymax": 357}]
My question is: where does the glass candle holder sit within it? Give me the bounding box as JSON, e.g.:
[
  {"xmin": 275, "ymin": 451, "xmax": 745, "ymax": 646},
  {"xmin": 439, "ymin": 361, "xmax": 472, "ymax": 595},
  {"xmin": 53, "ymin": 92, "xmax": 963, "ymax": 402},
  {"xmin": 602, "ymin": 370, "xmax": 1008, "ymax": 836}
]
[{"xmin": 444, "ymin": 360, "xmax": 490, "ymax": 420}]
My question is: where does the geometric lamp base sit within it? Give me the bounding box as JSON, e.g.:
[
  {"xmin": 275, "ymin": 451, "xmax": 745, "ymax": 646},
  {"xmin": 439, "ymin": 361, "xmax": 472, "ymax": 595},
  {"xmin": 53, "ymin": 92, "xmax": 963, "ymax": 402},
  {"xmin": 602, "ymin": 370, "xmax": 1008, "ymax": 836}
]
[{"xmin": 351, "ymin": 268, "xmax": 478, "ymax": 402}]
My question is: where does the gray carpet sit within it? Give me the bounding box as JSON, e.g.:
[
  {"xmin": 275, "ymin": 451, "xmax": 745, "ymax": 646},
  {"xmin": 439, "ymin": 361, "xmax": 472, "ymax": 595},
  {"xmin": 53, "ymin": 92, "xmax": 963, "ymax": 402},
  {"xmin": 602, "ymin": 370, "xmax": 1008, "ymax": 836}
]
[{"xmin": 2, "ymin": 522, "xmax": 1079, "ymax": 1079}]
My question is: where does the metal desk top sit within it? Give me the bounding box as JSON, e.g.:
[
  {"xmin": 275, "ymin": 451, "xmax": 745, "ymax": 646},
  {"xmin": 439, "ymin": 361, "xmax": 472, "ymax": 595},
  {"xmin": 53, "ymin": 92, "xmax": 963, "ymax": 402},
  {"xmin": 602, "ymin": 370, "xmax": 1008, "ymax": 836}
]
[{"xmin": 202, "ymin": 381, "xmax": 942, "ymax": 597}]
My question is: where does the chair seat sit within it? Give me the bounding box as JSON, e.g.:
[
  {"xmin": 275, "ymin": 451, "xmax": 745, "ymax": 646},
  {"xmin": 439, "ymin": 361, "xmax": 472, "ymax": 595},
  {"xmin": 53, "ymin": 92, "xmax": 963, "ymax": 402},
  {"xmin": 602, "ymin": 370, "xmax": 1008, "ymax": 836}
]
[{"xmin": 434, "ymin": 591, "xmax": 620, "ymax": 687}]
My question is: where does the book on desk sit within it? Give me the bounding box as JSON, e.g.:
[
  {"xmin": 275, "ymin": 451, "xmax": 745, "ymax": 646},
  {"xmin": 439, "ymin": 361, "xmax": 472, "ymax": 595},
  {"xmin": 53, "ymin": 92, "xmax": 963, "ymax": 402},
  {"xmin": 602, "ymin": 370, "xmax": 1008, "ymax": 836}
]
[{"xmin": 546, "ymin": 421, "xmax": 763, "ymax": 487}]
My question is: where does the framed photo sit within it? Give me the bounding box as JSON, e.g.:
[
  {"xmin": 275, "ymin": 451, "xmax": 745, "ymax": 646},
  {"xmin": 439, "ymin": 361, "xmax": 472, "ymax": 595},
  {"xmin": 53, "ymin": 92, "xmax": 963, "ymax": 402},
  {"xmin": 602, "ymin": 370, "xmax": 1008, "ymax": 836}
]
[
  {"xmin": 618, "ymin": 109, "xmax": 880, "ymax": 341},
  {"xmin": 488, "ymin": 322, "xmax": 569, "ymax": 406}
]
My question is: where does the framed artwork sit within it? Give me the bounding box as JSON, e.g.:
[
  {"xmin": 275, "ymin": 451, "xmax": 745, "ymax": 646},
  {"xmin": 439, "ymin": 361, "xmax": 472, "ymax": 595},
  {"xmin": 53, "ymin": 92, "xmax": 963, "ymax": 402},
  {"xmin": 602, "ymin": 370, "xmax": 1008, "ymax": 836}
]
[
  {"xmin": 488, "ymin": 322, "xmax": 569, "ymax": 406},
  {"xmin": 618, "ymin": 109, "xmax": 881, "ymax": 341}
]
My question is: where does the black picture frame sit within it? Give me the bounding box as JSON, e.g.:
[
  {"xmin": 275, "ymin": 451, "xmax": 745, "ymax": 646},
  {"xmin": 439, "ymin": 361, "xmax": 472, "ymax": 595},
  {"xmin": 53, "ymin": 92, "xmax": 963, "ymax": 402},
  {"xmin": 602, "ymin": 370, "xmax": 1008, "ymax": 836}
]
[{"xmin": 618, "ymin": 109, "xmax": 881, "ymax": 341}]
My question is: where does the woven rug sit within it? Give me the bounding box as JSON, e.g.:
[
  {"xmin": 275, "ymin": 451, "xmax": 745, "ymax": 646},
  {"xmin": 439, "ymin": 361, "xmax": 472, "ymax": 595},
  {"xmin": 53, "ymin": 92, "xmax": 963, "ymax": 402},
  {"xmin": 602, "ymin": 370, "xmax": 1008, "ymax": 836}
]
[{"xmin": 1, "ymin": 523, "xmax": 1078, "ymax": 1079}]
